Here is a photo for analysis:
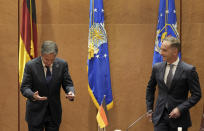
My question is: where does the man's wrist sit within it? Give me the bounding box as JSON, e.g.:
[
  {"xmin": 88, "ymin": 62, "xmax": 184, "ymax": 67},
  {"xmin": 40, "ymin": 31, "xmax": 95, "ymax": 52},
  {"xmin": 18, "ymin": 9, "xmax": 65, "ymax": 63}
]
[{"xmin": 148, "ymin": 110, "xmax": 153, "ymax": 113}]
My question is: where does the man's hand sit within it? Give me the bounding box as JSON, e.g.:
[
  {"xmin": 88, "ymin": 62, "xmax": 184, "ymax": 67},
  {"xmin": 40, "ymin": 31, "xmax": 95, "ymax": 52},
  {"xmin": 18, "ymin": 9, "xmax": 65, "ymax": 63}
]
[
  {"xmin": 65, "ymin": 91, "xmax": 75, "ymax": 101},
  {"xmin": 33, "ymin": 91, "xmax": 47, "ymax": 101},
  {"xmin": 169, "ymin": 107, "xmax": 181, "ymax": 119},
  {"xmin": 146, "ymin": 110, "xmax": 153, "ymax": 122}
]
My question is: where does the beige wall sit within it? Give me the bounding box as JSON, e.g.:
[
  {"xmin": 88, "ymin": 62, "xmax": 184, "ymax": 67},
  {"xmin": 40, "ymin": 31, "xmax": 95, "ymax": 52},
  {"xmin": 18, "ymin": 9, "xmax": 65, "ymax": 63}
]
[
  {"xmin": 0, "ymin": 0, "xmax": 203, "ymax": 131},
  {"xmin": 0, "ymin": 0, "xmax": 18, "ymax": 131},
  {"xmin": 182, "ymin": 0, "xmax": 204, "ymax": 130}
]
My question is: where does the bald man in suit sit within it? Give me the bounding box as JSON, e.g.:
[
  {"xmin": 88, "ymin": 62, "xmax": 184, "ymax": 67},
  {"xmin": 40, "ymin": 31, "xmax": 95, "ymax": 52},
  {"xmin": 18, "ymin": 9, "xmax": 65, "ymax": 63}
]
[{"xmin": 146, "ymin": 36, "xmax": 201, "ymax": 131}]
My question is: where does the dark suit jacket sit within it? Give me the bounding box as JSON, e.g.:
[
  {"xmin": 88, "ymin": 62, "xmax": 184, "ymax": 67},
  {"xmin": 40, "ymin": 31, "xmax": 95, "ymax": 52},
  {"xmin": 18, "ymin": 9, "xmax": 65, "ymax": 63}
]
[
  {"xmin": 146, "ymin": 60, "xmax": 201, "ymax": 128},
  {"xmin": 21, "ymin": 57, "xmax": 74, "ymax": 126}
]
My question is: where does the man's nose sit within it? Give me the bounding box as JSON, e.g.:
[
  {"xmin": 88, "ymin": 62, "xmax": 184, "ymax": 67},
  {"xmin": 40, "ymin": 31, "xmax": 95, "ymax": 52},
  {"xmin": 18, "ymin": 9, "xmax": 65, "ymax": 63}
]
[{"xmin": 46, "ymin": 61, "xmax": 52, "ymax": 66}]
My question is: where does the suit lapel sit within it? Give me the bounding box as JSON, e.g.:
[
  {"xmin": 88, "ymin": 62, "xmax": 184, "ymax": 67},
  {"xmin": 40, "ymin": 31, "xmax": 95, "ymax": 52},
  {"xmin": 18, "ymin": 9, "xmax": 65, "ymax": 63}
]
[
  {"xmin": 51, "ymin": 59, "xmax": 59, "ymax": 82},
  {"xmin": 36, "ymin": 57, "xmax": 47, "ymax": 86},
  {"xmin": 160, "ymin": 61, "xmax": 167, "ymax": 88},
  {"xmin": 169, "ymin": 60, "xmax": 183, "ymax": 91}
]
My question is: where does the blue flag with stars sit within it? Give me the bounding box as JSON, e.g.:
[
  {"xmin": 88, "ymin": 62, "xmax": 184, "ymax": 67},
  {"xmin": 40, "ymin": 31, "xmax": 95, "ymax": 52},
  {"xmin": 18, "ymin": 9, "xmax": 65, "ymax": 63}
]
[
  {"xmin": 88, "ymin": 0, "xmax": 113, "ymax": 110},
  {"xmin": 153, "ymin": 0, "xmax": 180, "ymax": 65}
]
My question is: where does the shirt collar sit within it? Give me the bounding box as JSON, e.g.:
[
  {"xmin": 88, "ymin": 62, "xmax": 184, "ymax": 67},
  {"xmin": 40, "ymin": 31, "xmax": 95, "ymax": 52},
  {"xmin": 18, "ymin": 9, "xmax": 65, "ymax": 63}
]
[
  {"xmin": 41, "ymin": 57, "xmax": 53, "ymax": 68},
  {"xmin": 167, "ymin": 57, "xmax": 180, "ymax": 66}
]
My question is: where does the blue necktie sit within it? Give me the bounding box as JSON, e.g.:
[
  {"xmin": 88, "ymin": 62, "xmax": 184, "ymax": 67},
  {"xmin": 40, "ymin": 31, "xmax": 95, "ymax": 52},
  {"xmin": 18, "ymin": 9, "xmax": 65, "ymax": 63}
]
[{"xmin": 46, "ymin": 66, "xmax": 52, "ymax": 83}]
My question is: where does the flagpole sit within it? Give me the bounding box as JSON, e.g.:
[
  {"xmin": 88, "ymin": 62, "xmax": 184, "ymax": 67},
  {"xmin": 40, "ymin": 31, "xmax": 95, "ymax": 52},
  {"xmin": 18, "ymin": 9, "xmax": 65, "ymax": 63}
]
[
  {"xmin": 17, "ymin": 0, "xmax": 20, "ymax": 130},
  {"xmin": 165, "ymin": 0, "xmax": 168, "ymax": 33},
  {"xmin": 98, "ymin": 125, "xmax": 105, "ymax": 131},
  {"xmin": 180, "ymin": 0, "xmax": 182, "ymax": 53}
]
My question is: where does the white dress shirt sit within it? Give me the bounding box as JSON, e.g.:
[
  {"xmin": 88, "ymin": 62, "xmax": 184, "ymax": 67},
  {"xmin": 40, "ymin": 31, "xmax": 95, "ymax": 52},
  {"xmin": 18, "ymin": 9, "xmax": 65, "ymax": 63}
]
[
  {"xmin": 41, "ymin": 57, "xmax": 53, "ymax": 77},
  {"xmin": 164, "ymin": 57, "xmax": 180, "ymax": 84}
]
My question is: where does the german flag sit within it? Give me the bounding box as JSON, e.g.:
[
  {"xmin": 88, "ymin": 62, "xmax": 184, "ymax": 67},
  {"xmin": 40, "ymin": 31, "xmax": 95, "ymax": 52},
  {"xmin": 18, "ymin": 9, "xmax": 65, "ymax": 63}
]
[
  {"xmin": 19, "ymin": 0, "xmax": 37, "ymax": 85},
  {"xmin": 96, "ymin": 97, "xmax": 108, "ymax": 128}
]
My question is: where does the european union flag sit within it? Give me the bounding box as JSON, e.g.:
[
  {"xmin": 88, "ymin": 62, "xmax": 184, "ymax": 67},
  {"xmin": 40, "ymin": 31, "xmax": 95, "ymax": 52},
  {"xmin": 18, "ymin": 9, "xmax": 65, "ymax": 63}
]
[
  {"xmin": 153, "ymin": 0, "xmax": 180, "ymax": 65},
  {"xmin": 88, "ymin": 0, "xmax": 113, "ymax": 110}
]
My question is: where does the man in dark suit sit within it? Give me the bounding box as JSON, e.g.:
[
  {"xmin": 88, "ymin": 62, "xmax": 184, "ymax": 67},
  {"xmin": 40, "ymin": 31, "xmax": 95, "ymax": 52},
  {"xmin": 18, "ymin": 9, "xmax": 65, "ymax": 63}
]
[
  {"xmin": 21, "ymin": 41, "xmax": 75, "ymax": 131},
  {"xmin": 146, "ymin": 36, "xmax": 201, "ymax": 131}
]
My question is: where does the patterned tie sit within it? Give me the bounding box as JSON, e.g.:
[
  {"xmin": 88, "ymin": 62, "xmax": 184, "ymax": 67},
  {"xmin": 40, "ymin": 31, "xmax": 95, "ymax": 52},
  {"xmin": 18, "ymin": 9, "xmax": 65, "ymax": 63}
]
[
  {"xmin": 166, "ymin": 64, "xmax": 174, "ymax": 88},
  {"xmin": 46, "ymin": 66, "xmax": 52, "ymax": 83}
]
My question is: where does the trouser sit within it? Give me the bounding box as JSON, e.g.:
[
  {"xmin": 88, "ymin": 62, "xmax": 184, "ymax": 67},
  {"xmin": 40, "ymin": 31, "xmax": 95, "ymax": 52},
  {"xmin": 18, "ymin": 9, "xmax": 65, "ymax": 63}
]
[
  {"xmin": 154, "ymin": 109, "xmax": 187, "ymax": 131},
  {"xmin": 28, "ymin": 108, "xmax": 59, "ymax": 131}
]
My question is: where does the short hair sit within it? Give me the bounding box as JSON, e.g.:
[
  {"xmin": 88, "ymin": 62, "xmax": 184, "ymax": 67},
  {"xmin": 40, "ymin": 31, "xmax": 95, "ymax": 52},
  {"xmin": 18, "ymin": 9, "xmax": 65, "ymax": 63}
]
[
  {"xmin": 163, "ymin": 36, "xmax": 181, "ymax": 52},
  {"xmin": 41, "ymin": 41, "xmax": 58, "ymax": 55}
]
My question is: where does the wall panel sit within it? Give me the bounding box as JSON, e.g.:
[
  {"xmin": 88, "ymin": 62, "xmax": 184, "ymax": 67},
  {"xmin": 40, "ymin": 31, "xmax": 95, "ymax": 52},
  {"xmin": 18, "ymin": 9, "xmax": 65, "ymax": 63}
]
[{"xmin": 0, "ymin": 0, "xmax": 203, "ymax": 131}]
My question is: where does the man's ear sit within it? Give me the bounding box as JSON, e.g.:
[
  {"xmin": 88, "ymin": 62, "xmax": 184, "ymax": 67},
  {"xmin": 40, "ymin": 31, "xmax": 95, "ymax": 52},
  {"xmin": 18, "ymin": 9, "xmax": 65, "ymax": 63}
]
[{"xmin": 173, "ymin": 48, "xmax": 179, "ymax": 56}]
